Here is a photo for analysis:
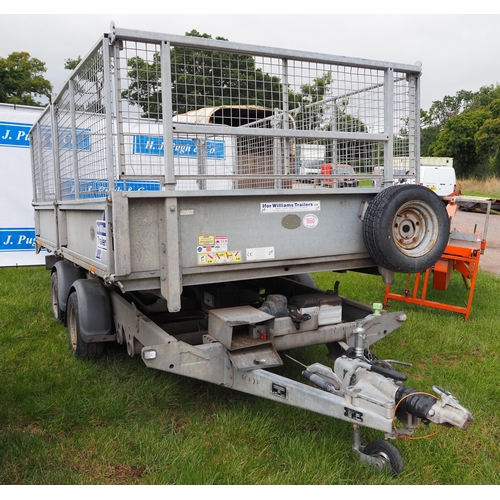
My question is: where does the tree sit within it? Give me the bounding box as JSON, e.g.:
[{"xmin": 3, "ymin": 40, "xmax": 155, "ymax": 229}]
[
  {"xmin": 120, "ymin": 30, "xmax": 373, "ymax": 165},
  {"xmin": 288, "ymin": 71, "xmax": 335, "ymax": 130},
  {"xmin": 122, "ymin": 29, "xmax": 283, "ymax": 119},
  {"xmin": 62, "ymin": 54, "xmax": 105, "ymax": 114},
  {"xmin": 0, "ymin": 51, "xmax": 52, "ymax": 106},
  {"xmin": 421, "ymin": 84, "xmax": 500, "ymax": 175},
  {"xmin": 422, "ymin": 90, "xmax": 475, "ymax": 129},
  {"xmin": 288, "ymin": 72, "xmax": 372, "ymax": 164},
  {"xmin": 122, "ymin": 52, "xmax": 162, "ymax": 119},
  {"xmin": 465, "ymin": 83, "xmax": 500, "ymax": 111},
  {"xmin": 429, "ymin": 105, "xmax": 493, "ymax": 178},
  {"xmin": 64, "ymin": 57, "xmax": 82, "ymax": 71},
  {"xmin": 474, "ymin": 99, "xmax": 500, "ymax": 175}
]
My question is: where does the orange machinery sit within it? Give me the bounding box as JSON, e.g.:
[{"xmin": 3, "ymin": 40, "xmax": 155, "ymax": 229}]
[{"xmin": 383, "ymin": 199, "xmax": 491, "ymax": 320}]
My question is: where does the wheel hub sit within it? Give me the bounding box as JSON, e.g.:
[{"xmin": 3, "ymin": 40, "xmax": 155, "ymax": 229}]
[{"xmin": 392, "ymin": 200, "xmax": 439, "ymax": 257}]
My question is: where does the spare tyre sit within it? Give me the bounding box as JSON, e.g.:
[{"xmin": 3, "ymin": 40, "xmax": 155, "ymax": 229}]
[{"xmin": 363, "ymin": 184, "xmax": 450, "ymax": 273}]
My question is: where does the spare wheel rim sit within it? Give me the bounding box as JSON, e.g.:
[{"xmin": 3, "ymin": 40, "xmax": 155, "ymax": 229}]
[{"xmin": 391, "ymin": 199, "xmax": 440, "ymax": 258}]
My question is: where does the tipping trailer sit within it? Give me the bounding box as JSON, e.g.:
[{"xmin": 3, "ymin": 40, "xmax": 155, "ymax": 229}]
[{"xmin": 30, "ymin": 23, "xmax": 472, "ymax": 474}]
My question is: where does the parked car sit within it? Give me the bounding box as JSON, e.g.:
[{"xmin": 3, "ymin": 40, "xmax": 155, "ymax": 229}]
[{"xmin": 321, "ymin": 163, "xmax": 358, "ymax": 188}]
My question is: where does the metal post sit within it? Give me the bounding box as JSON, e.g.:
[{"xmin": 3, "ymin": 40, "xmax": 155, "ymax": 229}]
[
  {"xmin": 49, "ymin": 98, "xmax": 61, "ymax": 202},
  {"xmin": 68, "ymin": 79, "xmax": 80, "ymax": 199},
  {"xmin": 111, "ymin": 39, "xmax": 126, "ymax": 179},
  {"xmin": 160, "ymin": 197, "xmax": 182, "ymax": 312},
  {"xmin": 102, "ymin": 37, "xmax": 116, "ymax": 191},
  {"xmin": 280, "ymin": 58, "xmax": 291, "ymax": 186},
  {"xmin": 161, "ymin": 40, "xmax": 176, "ymax": 189},
  {"xmin": 383, "ymin": 67, "xmax": 394, "ymax": 186},
  {"xmin": 408, "ymin": 72, "xmax": 420, "ymax": 179},
  {"xmin": 197, "ymin": 138, "xmax": 207, "ymax": 191},
  {"xmin": 34, "ymin": 124, "xmax": 45, "ymax": 202}
]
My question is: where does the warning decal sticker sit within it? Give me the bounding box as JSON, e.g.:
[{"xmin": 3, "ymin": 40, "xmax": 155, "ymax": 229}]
[{"xmin": 198, "ymin": 250, "xmax": 242, "ymax": 265}]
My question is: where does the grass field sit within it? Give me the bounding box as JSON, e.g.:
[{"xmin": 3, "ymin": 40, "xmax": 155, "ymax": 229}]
[
  {"xmin": 458, "ymin": 176, "xmax": 500, "ymax": 198},
  {"xmin": 1, "ymin": 263, "xmax": 499, "ymax": 485}
]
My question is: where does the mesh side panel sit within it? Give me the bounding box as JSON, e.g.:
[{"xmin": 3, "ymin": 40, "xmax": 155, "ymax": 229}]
[{"xmin": 35, "ymin": 31, "xmax": 420, "ymax": 197}]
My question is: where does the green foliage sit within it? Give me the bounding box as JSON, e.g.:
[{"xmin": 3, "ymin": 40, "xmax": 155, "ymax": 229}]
[
  {"xmin": 421, "ymin": 84, "xmax": 500, "ymax": 178},
  {"xmin": 122, "ymin": 29, "xmax": 283, "ymax": 119},
  {"xmin": 64, "ymin": 56, "xmax": 82, "ymax": 71},
  {"xmin": 465, "ymin": 83, "xmax": 500, "ymax": 111},
  {"xmin": 288, "ymin": 71, "xmax": 334, "ymax": 130},
  {"xmin": 122, "ymin": 52, "xmax": 162, "ymax": 119},
  {"xmin": 429, "ymin": 106, "xmax": 492, "ymax": 177},
  {"xmin": 422, "ymin": 89, "xmax": 475, "ymax": 129},
  {"xmin": 429, "ymin": 99, "xmax": 500, "ymax": 178},
  {"xmin": 0, "ymin": 52, "xmax": 52, "ymax": 106},
  {"xmin": 474, "ymin": 99, "xmax": 500, "ymax": 173},
  {"xmin": 65, "ymin": 52, "xmax": 106, "ymax": 114},
  {"xmin": 420, "ymin": 125, "xmax": 441, "ymax": 156},
  {"xmin": 288, "ymin": 73, "xmax": 373, "ymax": 164}
]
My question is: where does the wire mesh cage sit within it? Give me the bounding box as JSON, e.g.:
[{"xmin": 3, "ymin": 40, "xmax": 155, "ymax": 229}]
[{"xmin": 31, "ymin": 27, "xmax": 421, "ymax": 201}]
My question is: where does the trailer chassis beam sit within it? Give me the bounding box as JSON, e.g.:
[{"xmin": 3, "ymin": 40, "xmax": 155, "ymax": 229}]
[{"xmin": 141, "ymin": 339, "xmax": 396, "ymax": 434}]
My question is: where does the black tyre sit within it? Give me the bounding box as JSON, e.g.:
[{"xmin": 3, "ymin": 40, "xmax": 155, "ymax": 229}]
[
  {"xmin": 50, "ymin": 271, "xmax": 65, "ymax": 322},
  {"xmin": 363, "ymin": 439, "xmax": 404, "ymax": 475},
  {"xmin": 67, "ymin": 290, "xmax": 105, "ymax": 360},
  {"xmin": 363, "ymin": 184, "xmax": 450, "ymax": 273}
]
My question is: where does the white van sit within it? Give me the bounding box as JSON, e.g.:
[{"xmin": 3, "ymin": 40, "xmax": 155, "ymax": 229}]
[
  {"xmin": 374, "ymin": 157, "xmax": 458, "ymax": 198},
  {"xmin": 419, "ymin": 165, "xmax": 457, "ymax": 198}
]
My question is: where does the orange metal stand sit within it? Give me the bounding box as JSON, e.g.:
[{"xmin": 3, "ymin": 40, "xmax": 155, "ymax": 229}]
[
  {"xmin": 383, "ymin": 231, "xmax": 486, "ymax": 321},
  {"xmin": 384, "ymin": 199, "xmax": 492, "ymax": 320}
]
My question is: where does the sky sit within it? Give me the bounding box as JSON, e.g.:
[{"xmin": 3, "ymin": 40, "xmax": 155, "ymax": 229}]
[{"xmin": 1, "ymin": 4, "xmax": 500, "ymax": 111}]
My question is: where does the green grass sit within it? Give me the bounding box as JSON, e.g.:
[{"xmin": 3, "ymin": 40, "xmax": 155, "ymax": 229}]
[
  {"xmin": 458, "ymin": 176, "xmax": 500, "ymax": 198},
  {"xmin": 1, "ymin": 265, "xmax": 500, "ymax": 484}
]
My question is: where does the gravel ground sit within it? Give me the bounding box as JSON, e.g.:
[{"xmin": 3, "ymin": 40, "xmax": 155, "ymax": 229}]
[{"xmin": 449, "ymin": 208, "xmax": 500, "ymax": 276}]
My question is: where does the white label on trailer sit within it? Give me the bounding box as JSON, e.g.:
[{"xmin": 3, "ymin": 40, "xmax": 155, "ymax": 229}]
[
  {"xmin": 260, "ymin": 201, "xmax": 320, "ymax": 213},
  {"xmin": 303, "ymin": 214, "xmax": 319, "ymax": 228},
  {"xmin": 96, "ymin": 220, "xmax": 107, "ymax": 250},
  {"xmin": 246, "ymin": 247, "xmax": 275, "ymax": 261},
  {"xmin": 95, "ymin": 219, "xmax": 107, "ymax": 260}
]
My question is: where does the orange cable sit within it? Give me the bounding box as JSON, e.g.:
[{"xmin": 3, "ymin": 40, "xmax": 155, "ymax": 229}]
[{"xmin": 392, "ymin": 391, "xmax": 445, "ymax": 441}]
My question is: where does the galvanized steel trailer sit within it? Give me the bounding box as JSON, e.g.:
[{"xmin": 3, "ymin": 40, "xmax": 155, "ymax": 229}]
[{"xmin": 30, "ymin": 23, "xmax": 472, "ymax": 474}]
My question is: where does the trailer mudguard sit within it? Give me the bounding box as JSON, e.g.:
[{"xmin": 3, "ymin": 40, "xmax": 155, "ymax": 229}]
[
  {"xmin": 70, "ymin": 279, "xmax": 113, "ymax": 342},
  {"xmin": 53, "ymin": 260, "xmax": 86, "ymax": 314}
]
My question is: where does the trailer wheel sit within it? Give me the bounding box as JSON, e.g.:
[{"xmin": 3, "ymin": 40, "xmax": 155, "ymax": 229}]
[
  {"xmin": 67, "ymin": 289, "xmax": 105, "ymax": 360},
  {"xmin": 363, "ymin": 184, "xmax": 450, "ymax": 273},
  {"xmin": 363, "ymin": 439, "xmax": 404, "ymax": 475}
]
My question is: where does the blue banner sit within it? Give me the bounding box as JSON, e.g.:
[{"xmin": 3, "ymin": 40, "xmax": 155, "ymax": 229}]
[
  {"xmin": 40, "ymin": 125, "xmax": 91, "ymax": 151},
  {"xmin": 60, "ymin": 178, "xmax": 162, "ymax": 199},
  {"xmin": 133, "ymin": 136, "xmax": 225, "ymax": 159},
  {"xmin": 0, "ymin": 228, "xmax": 36, "ymax": 251},
  {"xmin": 0, "ymin": 121, "xmax": 32, "ymax": 148}
]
